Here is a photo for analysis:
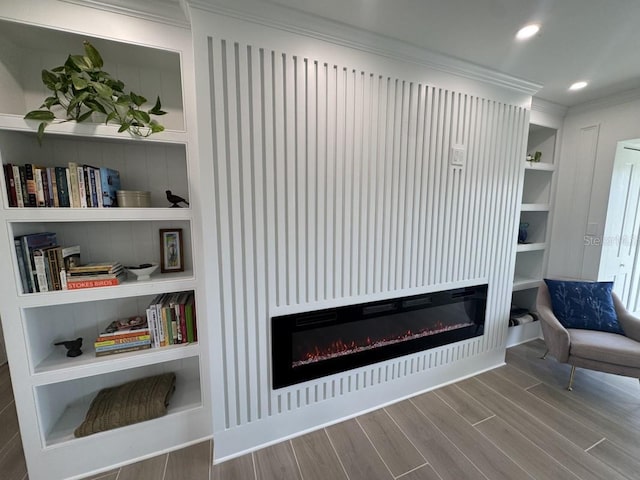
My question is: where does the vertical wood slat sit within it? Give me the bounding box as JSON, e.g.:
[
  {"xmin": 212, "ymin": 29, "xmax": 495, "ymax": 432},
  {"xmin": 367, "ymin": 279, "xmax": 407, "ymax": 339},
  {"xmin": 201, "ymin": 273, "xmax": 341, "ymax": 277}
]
[{"xmin": 207, "ymin": 36, "xmax": 527, "ymax": 428}]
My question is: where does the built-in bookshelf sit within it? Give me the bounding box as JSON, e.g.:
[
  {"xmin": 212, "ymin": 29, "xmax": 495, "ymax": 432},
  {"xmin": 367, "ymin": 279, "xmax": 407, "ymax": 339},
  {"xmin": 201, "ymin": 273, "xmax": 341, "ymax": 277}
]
[
  {"xmin": 0, "ymin": 11, "xmax": 211, "ymax": 480},
  {"xmin": 508, "ymin": 119, "xmax": 561, "ymax": 346}
]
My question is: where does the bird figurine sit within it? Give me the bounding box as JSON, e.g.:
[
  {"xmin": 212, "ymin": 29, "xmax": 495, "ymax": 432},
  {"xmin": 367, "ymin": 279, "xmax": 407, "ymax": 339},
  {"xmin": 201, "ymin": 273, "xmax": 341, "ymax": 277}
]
[
  {"xmin": 166, "ymin": 190, "xmax": 190, "ymax": 208},
  {"xmin": 54, "ymin": 337, "xmax": 83, "ymax": 358}
]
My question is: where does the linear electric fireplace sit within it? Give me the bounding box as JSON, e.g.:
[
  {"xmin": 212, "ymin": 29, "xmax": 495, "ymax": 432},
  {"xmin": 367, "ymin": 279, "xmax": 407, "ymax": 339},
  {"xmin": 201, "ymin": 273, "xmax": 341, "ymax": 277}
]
[{"xmin": 271, "ymin": 284, "xmax": 487, "ymax": 388}]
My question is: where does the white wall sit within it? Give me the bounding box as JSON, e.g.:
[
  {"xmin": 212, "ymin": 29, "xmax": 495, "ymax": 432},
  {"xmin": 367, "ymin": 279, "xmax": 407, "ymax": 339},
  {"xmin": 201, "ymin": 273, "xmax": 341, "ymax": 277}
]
[
  {"xmin": 190, "ymin": 3, "xmax": 534, "ymax": 460},
  {"xmin": 548, "ymin": 90, "xmax": 640, "ymax": 280}
]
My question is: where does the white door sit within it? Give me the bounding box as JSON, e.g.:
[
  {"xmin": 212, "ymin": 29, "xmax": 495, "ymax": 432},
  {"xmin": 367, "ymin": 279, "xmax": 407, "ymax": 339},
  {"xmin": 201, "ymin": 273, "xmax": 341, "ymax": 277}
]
[{"xmin": 598, "ymin": 141, "xmax": 640, "ymax": 310}]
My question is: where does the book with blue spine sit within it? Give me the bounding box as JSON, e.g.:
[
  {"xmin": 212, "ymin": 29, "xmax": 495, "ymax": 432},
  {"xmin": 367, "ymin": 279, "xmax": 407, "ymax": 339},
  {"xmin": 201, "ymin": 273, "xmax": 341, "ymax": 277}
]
[{"xmin": 99, "ymin": 167, "xmax": 121, "ymax": 207}]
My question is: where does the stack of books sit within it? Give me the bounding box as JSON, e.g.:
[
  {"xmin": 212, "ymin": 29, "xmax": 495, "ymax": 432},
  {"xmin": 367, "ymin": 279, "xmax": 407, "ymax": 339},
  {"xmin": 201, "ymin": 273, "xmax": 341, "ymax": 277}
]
[
  {"xmin": 3, "ymin": 162, "xmax": 121, "ymax": 208},
  {"xmin": 66, "ymin": 262, "xmax": 126, "ymax": 290},
  {"xmin": 94, "ymin": 315, "xmax": 152, "ymax": 357}
]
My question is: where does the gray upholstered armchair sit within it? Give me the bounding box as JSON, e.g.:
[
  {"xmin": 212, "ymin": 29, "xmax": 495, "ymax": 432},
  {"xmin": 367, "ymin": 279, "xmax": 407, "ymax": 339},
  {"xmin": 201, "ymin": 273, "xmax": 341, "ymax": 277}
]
[{"xmin": 537, "ymin": 282, "xmax": 640, "ymax": 390}]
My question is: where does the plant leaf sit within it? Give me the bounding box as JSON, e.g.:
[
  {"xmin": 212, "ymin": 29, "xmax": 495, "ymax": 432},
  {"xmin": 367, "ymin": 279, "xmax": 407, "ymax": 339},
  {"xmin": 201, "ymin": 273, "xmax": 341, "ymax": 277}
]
[
  {"xmin": 71, "ymin": 73, "xmax": 88, "ymax": 90},
  {"xmin": 91, "ymin": 81, "xmax": 113, "ymax": 99},
  {"xmin": 130, "ymin": 92, "xmax": 147, "ymax": 107},
  {"xmin": 64, "ymin": 55, "xmax": 81, "ymax": 73},
  {"xmin": 69, "ymin": 54, "xmax": 91, "ymax": 71},
  {"xmin": 85, "ymin": 99, "xmax": 107, "ymax": 115},
  {"xmin": 25, "ymin": 110, "xmax": 55, "ymax": 121},
  {"xmin": 42, "ymin": 96, "xmax": 60, "ymax": 109},
  {"xmin": 105, "ymin": 111, "xmax": 118, "ymax": 124},
  {"xmin": 37, "ymin": 122, "xmax": 46, "ymax": 145},
  {"xmin": 83, "ymin": 41, "xmax": 103, "ymax": 69},
  {"xmin": 41, "ymin": 70, "xmax": 58, "ymax": 90},
  {"xmin": 51, "ymin": 65, "xmax": 65, "ymax": 72},
  {"xmin": 132, "ymin": 109, "xmax": 150, "ymax": 124},
  {"xmin": 117, "ymin": 122, "xmax": 130, "ymax": 133},
  {"xmin": 150, "ymin": 122, "xmax": 165, "ymax": 133},
  {"xmin": 77, "ymin": 110, "xmax": 94, "ymax": 122}
]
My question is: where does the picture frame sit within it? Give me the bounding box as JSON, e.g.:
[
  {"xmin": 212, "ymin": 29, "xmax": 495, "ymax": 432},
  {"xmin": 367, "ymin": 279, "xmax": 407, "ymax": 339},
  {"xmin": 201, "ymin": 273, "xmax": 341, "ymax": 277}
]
[{"xmin": 159, "ymin": 228, "xmax": 184, "ymax": 273}]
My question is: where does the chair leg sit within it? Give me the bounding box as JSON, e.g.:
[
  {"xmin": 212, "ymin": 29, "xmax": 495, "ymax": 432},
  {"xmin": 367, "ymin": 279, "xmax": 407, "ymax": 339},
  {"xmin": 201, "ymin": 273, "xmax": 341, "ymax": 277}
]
[
  {"xmin": 567, "ymin": 365, "xmax": 576, "ymax": 391},
  {"xmin": 540, "ymin": 349, "xmax": 549, "ymax": 360}
]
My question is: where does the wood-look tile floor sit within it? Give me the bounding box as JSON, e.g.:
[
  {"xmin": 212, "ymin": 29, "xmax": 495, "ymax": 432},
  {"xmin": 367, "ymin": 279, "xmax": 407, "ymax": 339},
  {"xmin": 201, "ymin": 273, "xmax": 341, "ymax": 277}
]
[{"xmin": 3, "ymin": 338, "xmax": 640, "ymax": 479}]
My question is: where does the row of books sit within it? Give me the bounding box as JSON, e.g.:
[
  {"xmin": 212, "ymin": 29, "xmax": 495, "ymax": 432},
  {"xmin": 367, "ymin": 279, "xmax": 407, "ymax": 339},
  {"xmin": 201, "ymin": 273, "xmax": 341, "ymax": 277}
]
[
  {"xmin": 3, "ymin": 162, "xmax": 121, "ymax": 208},
  {"xmin": 14, "ymin": 232, "xmax": 126, "ymax": 293},
  {"xmin": 93, "ymin": 292, "xmax": 197, "ymax": 357},
  {"xmin": 147, "ymin": 291, "xmax": 197, "ymax": 348}
]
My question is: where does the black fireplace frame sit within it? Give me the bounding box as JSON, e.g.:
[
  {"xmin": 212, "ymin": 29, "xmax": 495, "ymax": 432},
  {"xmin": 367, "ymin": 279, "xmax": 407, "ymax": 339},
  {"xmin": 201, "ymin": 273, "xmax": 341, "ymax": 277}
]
[{"xmin": 271, "ymin": 284, "xmax": 487, "ymax": 389}]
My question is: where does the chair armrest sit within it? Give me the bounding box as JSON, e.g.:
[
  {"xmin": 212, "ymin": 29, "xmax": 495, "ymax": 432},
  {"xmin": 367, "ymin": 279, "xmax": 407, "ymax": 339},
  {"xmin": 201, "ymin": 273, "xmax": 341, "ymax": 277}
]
[
  {"xmin": 613, "ymin": 293, "xmax": 640, "ymax": 342},
  {"xmin": 536, "ymin": 284, "xmax": 570, "ymax": 362}
]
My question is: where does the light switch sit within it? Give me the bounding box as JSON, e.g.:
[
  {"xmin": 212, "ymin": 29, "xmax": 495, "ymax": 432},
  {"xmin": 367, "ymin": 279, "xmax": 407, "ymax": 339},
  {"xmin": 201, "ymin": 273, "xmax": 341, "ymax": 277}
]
[{"xmin": 450, "ymin": 145, "xmax": 465, "ymax": 166}]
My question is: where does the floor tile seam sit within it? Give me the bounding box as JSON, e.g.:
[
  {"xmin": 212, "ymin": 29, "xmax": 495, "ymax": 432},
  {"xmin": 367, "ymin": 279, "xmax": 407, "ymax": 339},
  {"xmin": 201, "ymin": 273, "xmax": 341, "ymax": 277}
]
[
  {"xmin": 530, "ymin": 366, "xmax": 640, "ymax": 430},
  {"xmin": 471, "ymin": 405, "xmax": 583, "ymax": 480},
  {"xmin": 475, "ymin": 371, "xmax": 629, "ymax": 477},
  {"xmin": 510, "ymin": 346, "xmax": 638, "ymax": 403},
  {"xmin": 0, "ymin": 398, "xmax": 15, "ymax": 416},
  {"xmin": 471, "ymin": 375, "xmax": 588, "ymax": 449},
  {"xmin": 476, "ymin": 379, "xmax": 632, "ymax": 478},
  {"xmin": 251, "ymin": 448, "xmax": 258, "ymax": 480},
  {"xmin": 354, "ymin": 416, "xmax": 397, "ymax": 479},
  {"xmin": 208, "ymin": 439, "xmax": 213, "ymax": 480},
  {"xmin": 412, "ymin": 396, "xmax": 537, "ymax": 480},
  {"xmin": 406, "ymin": 397, "xmax": 493, "ymax": 480},
  {"xmin": 432, "ymin": 387, "xmax": 495, "ymax": 426},
  {"xmin": 161, "ymin": 450, "xmax": 169, "ymax": 480},
  {"xmin": 323, "ymin": 427, "xmax": 351, "ymax": 480},
  {"xmin": 584, "ymin": 437, "xmax": 607, "ymax": 452},
  {"xmin": 0, "ymin": 431, "xmax": 19, "ymax": 463},
  {"xmin": 471, "ymin": 414, "xmax": 496, "ymax": 427},
  {"xmin": 380, "ymin": 407, "xmax": 428, "ymax": 465},
  {"xmin": 525, "ymin": 385, "xmax": 639, "ymax": 446},
  {"xmin": 393, "ymin": 462, "xmax": 430, "ymax": 480},
  {"xmin": 493, "ymin": 364, "xmax": 542, "ymax": 390},
  {"xmin": 475, "ymin": 373, "xmax": 604, "ymax": 449},
  {"xmin": 288, "ymin": 438, "xmax": 305, "ymax": 480}
]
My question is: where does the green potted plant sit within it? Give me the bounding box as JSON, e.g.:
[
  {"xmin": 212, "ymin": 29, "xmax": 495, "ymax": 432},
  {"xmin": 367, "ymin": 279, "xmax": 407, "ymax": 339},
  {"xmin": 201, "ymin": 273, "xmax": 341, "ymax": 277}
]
[{"xmin": 25, "ymin": 41, "xmax": 166, "ymax": 142}]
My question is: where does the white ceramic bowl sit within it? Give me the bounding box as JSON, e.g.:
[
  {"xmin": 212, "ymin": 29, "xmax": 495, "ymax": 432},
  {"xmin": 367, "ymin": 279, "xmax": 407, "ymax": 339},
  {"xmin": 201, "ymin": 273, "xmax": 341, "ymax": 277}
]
[{"xmin": 126, "ymin": 263, "xmax": 159, "ymax": 281}]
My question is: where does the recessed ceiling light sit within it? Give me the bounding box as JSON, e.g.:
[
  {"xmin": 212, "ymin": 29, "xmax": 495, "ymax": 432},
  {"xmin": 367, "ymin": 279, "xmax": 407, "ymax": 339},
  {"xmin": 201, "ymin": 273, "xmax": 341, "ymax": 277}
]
[
  {"xmin": 569, "ymin": 81, "xmax": 588, "ymax": 91},
  {"xmin": 516, "ymin": 24, "xmax": 540, "ymax": 40}
]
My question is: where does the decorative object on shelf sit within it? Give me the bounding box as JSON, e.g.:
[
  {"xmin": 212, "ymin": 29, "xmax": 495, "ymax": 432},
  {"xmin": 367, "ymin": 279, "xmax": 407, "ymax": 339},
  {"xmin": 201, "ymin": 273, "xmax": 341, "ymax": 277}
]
[
  {"xmin": 534, "ymin": 151, "xmax": 542, "ymax": 162},
  {"xmin": 518, "ymin": 222, "xmax": 529, "ymax": 243},
  {"xmin": 74, "ymin": 372, "xmax": 176, "ymax": 437},
  {"xmin": 116, "ymin": 190, "xmax": 151, "ymax": 208},
  {"xmin": 165, "ymin": 190, "xmax": 189, "ymax": 208},
  {"xmin": 160, "ymin": 228, "xmax": 184, "ymax": 273},
  {"xmin": 54, "ymin": 337, "xmax": 83, "ymax": 357},
  {"xmin": 526, "ymin": 154, "xmax": 533, "ymax": 162},
  {"xmin": 126, "ymin": 263, "xmax": 159, "ymax": 281},
  {"xmin": 24, "ymin": 41, "xmax": 167, "ymax": 143},
  {"xmin": 509, "ymin": 306, "xmax": 538, "ymax": 326}
]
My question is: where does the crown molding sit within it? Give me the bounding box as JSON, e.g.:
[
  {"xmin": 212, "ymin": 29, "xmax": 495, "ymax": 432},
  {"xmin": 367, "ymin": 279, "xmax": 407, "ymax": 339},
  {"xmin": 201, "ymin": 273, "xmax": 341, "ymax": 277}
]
[
  {"xmin": 531, "ymin": 98, "xmax": 568, "ymax": 117},
  {"xmin": 568, "ymin": 87, "xmax": 640, "ymax": 115},
  {"xmin": 60, "ymin": 0, "xmax": 190, "ymax": 28},
  {"xmin": 187, "ymin": 0, "xmax": 541, "ymax": 97}
]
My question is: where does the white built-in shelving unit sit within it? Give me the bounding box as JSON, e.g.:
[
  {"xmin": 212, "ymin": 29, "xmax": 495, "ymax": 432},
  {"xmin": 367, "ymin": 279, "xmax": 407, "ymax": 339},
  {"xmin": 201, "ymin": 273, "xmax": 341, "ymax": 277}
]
[
  {"xmin": 0, "ymin": 9, "xmax": 211, "ymax": 480},
  {"xmin": 508, "ymin": 117, "xmax": 561, "ymax": 346}
]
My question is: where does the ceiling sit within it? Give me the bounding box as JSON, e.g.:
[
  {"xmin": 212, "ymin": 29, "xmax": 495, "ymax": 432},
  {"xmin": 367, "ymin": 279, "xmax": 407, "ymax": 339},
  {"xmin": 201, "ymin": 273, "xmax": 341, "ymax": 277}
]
[{"xmin": 79, "ymin": 0, "xmax": 640, "ymax": 107}]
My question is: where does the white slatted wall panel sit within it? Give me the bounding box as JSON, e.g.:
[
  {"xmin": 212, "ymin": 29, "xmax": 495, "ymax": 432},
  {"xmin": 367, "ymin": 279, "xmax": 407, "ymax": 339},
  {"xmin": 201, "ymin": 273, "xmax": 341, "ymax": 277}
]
[{"xmin": 207, "ymin": 37, "xmax": 527, "ymax": 429}]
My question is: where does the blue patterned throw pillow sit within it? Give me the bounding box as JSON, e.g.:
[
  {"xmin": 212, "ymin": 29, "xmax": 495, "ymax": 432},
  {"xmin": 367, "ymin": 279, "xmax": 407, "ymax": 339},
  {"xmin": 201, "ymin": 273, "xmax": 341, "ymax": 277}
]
[{"xmin": 544, "ymin": 279, "xmax": 624, "ymax": 334}]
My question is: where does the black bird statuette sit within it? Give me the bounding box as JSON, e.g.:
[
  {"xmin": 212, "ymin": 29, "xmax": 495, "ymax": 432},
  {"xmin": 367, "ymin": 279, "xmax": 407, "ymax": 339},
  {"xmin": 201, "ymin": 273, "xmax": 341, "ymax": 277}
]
[
  {"xmin": 166, "ymin": 190, "xmax": 190, "ymax": 208},
  {"xmin": 54, "ymin": 337, "xmax": 83, "ymax": 358}
]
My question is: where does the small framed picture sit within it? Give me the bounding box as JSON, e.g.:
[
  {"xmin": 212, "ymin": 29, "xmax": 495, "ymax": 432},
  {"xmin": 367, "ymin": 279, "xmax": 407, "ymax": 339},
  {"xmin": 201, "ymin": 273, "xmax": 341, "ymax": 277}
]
[{"xmin": 160, "ymin": 228, "xmax": 184, "ymax": 273}]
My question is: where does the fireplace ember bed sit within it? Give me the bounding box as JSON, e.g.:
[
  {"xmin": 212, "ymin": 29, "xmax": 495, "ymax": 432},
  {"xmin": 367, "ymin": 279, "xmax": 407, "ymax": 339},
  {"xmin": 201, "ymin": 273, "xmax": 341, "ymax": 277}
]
[{"xmin": 271, "ymin": 284, "xmax": 487, "ymax": 388}]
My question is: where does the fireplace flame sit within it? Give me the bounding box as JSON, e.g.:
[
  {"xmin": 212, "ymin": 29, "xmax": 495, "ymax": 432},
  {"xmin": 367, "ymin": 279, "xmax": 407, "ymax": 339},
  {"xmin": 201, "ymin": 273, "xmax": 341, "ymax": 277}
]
[{"xmin": 292, "ymin": 321, "xmax": 474, "ymax": 368}]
